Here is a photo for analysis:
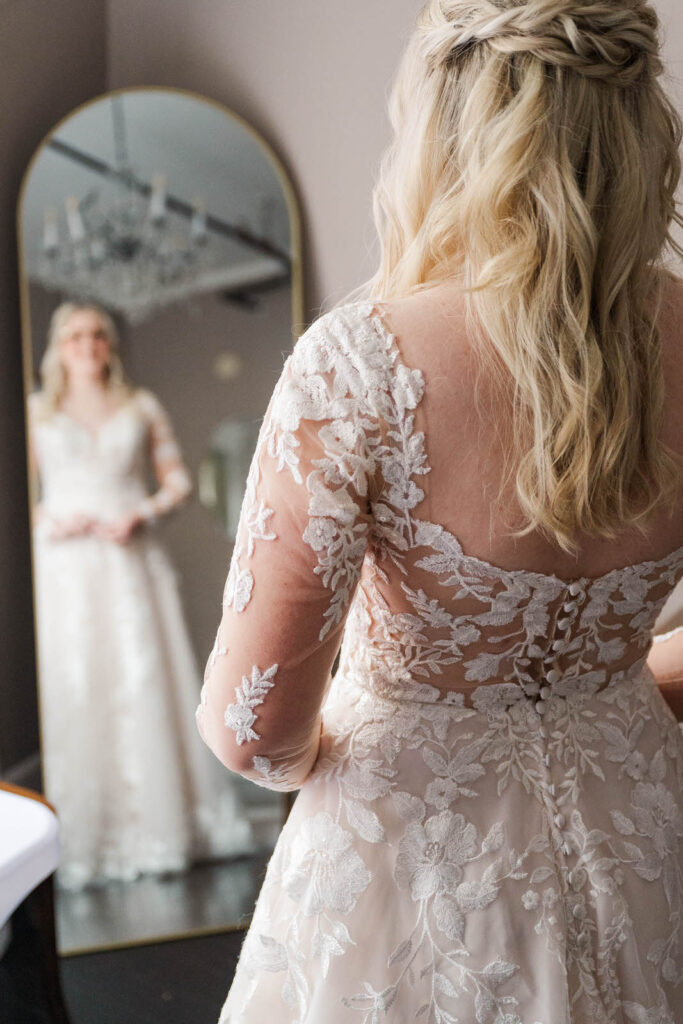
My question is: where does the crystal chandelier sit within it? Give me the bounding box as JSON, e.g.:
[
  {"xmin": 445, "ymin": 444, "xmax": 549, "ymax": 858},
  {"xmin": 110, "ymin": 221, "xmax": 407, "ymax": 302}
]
[{"xmin": 36, "ymin": 97, "xmax": 214, "ymax": 324}]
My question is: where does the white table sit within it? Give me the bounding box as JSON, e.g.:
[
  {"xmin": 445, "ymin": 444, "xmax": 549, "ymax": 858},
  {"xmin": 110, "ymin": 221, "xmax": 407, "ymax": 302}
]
[
  {"xmin": 0, "ymin": 783, "xmax": 71, "ymax": 1023},
  {"xmin": 0, "ymin": 785, "xmax": 60, "ymax": 932}
]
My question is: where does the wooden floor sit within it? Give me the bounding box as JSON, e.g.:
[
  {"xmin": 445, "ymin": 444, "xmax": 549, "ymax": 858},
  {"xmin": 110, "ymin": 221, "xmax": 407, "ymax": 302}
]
[
  {"xmin": 57, "ymin": 852, "xmax": 272, "ymax": 953},
  {"xmin": 1, "ymin": 899, "xmax": 244, "ymax": 1024}
]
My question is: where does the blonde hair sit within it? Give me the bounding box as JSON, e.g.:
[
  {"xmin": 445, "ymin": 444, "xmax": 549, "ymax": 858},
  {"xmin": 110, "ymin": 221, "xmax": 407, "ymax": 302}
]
[
  {"xmin": 35, "ymin": 302, "xmax": 130, "ymax": 417},
  {"xmin": 359, "ymin": 0, "xmax": 682, "ymax": 551}
]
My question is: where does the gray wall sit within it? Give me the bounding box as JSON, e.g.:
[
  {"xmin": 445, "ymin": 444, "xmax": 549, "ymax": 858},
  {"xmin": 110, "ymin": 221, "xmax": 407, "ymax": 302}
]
[
  {"xmin": 0, "ymin": 0, "xmax": 108, "ymax": 775},
  {"xmin": 106, "ymin": 0, "xmax": 422, "ymax": 310}
]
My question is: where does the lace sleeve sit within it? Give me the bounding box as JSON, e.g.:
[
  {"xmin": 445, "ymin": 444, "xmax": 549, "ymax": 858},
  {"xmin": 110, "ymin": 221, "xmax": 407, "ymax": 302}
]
[
  {"xmin": 135, "ymin": 390, "xmax": 193, "ymax": 522},
  {"xmin": 195, "ymin": 311, "xmax": 380, "ymax": 791}
]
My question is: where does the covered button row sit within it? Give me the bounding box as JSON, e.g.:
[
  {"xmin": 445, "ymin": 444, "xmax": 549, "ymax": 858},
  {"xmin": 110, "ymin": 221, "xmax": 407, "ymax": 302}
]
[{"xmin": 535, "ymin": 582, "xmax": 587, "ymax": 713}]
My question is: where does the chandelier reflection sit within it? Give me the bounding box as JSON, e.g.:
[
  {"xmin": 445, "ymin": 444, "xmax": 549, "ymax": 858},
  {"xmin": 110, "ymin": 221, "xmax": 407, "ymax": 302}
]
[
  {"xmin": 34, "ymin": 95, "xmax": 291, "ymax": 325},
  {"xmin": 36, "ymin": 97, "xmax": 216, "ymax": 324},
  {"xmin": 39, "ymin": 176, "xmax": 213, "ymax": 325}
]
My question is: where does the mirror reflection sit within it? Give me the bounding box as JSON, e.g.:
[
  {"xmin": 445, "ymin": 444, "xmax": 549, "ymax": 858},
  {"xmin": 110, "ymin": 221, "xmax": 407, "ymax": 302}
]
[{"xmin": 18, "ymin": 87, "xmax": 301, "ymax": 954}]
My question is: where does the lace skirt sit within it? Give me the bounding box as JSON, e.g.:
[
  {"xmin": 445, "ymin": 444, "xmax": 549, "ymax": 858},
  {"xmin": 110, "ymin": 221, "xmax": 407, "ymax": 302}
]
[
  {"xmin": 218, "ymin": 664, "xmax": 683, "ymax": 1024},
  {"xmin": 34, "ymin": 526, "xmax": 253, "ymax": 889}
]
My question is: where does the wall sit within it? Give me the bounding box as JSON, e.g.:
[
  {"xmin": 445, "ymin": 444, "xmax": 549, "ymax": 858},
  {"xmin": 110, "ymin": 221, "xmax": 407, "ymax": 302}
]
[
  {"xmin": 106, "ymin": 0, "xmax": 423, "ymax": 315},
  {"xmin": 0, "ymin": 0, "xmax": 107, "ymax": 775}
]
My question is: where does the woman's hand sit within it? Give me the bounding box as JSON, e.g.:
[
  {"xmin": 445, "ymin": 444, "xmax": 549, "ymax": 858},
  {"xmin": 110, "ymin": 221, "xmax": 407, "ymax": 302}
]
[
  {"xmin": 47, "ymin": 513, "xmax": 97, "ymax": 541},
  {"xmin": 93, "ymin": 512, "xmax": 145, "ymax": 545}
]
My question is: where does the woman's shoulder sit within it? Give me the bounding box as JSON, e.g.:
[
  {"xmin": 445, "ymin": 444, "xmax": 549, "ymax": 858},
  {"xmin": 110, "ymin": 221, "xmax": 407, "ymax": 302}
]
[
  {"xmin": 295, "ymin": 296, "xmax": 443, "ymax": 377},
  {"xmin": 129, "ymin": 386, "xmax": 166, "ymax": 419},
  {"xmin": 292, "ymin": 299, "xmax": 426, "ymax": 410},
  {"xmin": 657, "ymin": 268, "xmax": 683, "ymax": 324},
  {"xmin": 295, "ymin": 300, "xmax": 385, "ymax": 355},
  {"xmin": 27, "ymin": 390, "xmax": 43, "ymax": 411},
  {"xmin": 27, "ymin": 390, "xmax": 52, "ymax": 423}
]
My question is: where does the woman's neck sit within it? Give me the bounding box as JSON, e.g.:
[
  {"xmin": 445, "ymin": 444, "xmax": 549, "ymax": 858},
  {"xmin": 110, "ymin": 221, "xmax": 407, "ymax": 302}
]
[{"xmin": 61, "ymin": 377, "xmax": 110, "ymax": 407}]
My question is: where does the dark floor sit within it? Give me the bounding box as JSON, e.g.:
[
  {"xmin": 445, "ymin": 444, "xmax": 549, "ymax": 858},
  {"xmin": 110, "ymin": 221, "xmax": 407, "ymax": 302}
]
[
  {"xmin": 57, "ymin": 850, "xmax": 273, "ymax": 953},
  {"xmin": 0, "ymin": 898, "xmax": 245, "ymax": 1024},
  {"xmin": 60, "ymin": 929, "xmax": 245, "ymax": 1024}
]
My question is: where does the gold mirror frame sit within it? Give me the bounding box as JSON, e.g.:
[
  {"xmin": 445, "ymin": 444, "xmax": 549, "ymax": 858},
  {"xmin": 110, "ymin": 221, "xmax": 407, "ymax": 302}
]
[{"xmin": 16, "ymin": 86, "xmax": 305, "ymax": 955}]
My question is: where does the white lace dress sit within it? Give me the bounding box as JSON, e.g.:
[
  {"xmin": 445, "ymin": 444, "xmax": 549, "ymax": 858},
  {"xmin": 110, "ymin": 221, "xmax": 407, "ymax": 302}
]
[
  {"xmin": 196, "ymin": 302, "xmax": 683, "ymax": 1024},
  {"xmin": 30, "ymin": 388, "xmax": 253, "ymax": 890}
]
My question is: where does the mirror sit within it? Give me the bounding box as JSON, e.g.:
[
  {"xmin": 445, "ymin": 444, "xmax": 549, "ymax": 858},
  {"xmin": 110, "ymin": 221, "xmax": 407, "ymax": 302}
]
[{"xmin": 18, "ymin": 87, "xmax": 303, "ymax": 955}]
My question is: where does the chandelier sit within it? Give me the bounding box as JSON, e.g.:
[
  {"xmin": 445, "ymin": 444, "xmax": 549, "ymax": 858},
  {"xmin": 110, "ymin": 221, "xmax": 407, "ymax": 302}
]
[{"xmin": 36, "ymin": 96, "xmax": 216, "ymax": 324}]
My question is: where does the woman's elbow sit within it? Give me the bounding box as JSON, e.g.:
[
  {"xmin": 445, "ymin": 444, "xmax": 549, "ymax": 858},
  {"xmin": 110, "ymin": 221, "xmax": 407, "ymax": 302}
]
[
  {"xmin": 195, "ymin": 703, "xmax": 290, "ymax": 786},
  {"xmin": 195, "ymin": 702, "xmax": 241, "ymax": 772},
  {"xmin": 216, "ymin": 735, "xmax": 312, "ymax": 791},
  {"xmin": 195, "ymin": 704, "xmax": 316, "ymax": 790},
  {"xmin": 178, "ymin": 475, "xmax": 193, "ymax": 503}
]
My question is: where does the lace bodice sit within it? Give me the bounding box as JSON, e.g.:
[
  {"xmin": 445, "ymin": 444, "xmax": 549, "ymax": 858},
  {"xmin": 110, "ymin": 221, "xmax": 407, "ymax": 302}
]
[
  {"xmin": 29, "ymin": 388, "xmax": 192, "ymax": 524},
  {"xmin": 196, "ymin": 301, "xmax": 683, "ymax": 791}
]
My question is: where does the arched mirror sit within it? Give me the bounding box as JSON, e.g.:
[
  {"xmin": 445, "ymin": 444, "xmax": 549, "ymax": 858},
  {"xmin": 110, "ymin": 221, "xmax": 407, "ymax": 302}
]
[{"xmin": 17, "ymin": 87, "xmax": 303, "ymax": 955}]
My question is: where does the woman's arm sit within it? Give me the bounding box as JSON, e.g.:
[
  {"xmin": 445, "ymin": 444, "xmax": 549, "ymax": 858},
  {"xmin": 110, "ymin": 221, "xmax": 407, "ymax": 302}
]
[
  {"xmin": 97, "ymin": 391, "xmax": 193, "ymax": 544},
  {"xmin": 648, "ymin": 627, "xmax": 683, "ymax": 722},
  {"xmin": 196, "ymin": 311, "xmax": 380, "ymax": 791},
  {"xmin": 136, "ymin": 389, "xmax": 193, "ymax": 522}
]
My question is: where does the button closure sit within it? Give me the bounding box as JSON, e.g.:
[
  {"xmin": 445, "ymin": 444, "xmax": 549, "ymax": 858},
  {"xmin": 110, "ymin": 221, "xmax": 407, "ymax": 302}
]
[
  {"xmin": 546, "ymin": 668, "xmax": 561, "ymax": 684},
  {"xmin": 562, "ymin": 601, "xmax": 577, "ymax": 613},
  {"xmin": 535, "ymin": 699, "xmax": 547, "ymax": 714},
  {"xmin": 568, "ymin": 581, "xmax": 583, "ymax": 596}
]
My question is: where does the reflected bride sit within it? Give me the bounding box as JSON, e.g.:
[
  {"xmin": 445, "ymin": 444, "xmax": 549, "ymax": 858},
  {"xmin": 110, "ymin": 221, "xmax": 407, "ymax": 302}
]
[{"xmin": 27, "ymin": 301, "xmax": 253, "ymax": 890}]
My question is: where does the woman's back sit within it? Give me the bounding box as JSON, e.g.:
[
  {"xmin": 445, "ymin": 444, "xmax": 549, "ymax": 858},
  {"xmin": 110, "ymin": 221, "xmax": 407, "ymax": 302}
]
[
  {"xmin": 195, "ymin": 0, "xmax": 683, "ymax": 1015},
  {"xmin": 199, "ymin": 288, "xmax": 683, "ymax": 1024},
  {"xmin": 375, "ymin": 272, "xmax": 683, "ymax": 581},
  {"xmin": 288, "ymin": 290, "xmax": 682, "ymax": 715}
]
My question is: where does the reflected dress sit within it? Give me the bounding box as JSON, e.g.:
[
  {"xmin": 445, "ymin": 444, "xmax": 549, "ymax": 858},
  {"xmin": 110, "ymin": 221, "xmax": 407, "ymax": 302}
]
[
  {"xmin": 30, "ymin": 387, "xmax": 253, "ymax": 890},
  {"xmin": 196, "ymin": 302, "xmax": 683, "ymax": 1023}
]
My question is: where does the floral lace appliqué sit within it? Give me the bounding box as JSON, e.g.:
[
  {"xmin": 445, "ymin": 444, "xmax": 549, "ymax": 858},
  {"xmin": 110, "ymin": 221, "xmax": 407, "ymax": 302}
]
[{"xmin": 224, "ymin": 663, "xmax": 279, "ymax": 745}]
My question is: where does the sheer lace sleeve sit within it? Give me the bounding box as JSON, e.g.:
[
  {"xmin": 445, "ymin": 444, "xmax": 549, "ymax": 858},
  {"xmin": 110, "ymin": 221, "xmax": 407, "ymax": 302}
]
[
  {"xmin": 134, "ymin": 390, "xmax": 193, "ymax": 522},
  {"xmin": 195, "ymin": 310, "xmax": 382, "ymax": 791}
]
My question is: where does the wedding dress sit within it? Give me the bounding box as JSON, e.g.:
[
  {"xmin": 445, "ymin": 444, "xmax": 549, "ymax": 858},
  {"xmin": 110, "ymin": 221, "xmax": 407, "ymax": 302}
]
[
  {"xmin": 196, "ymin": 301, "xmax": 683, "ymax": 1024},
  {"xmin": 29, "ymin": 387, "xmax": 254, "ymax": 890}
]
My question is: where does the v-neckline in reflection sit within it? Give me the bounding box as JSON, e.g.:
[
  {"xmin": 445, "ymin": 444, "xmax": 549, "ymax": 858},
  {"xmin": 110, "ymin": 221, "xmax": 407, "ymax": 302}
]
[{"xmin": 57, "ymin": 397, "xmax": 133, "ymax": 441}]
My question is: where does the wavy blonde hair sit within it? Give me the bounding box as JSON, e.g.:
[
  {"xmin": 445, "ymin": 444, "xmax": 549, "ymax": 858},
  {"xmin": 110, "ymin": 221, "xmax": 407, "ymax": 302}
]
[
  {"xmin": 359, "ymin": 0, "xmax": 682, "ymax": 551},
  {"xmin": 35, "ymin": 302, "xmax": 130, "ymax": 418}
]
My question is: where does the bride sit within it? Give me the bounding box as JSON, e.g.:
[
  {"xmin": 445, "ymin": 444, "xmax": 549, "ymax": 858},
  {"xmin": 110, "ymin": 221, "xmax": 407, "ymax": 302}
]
[
  {"xmin": 28, "ymin": 300, "xmax": 254, "ymax": 890},
  {"xmin": 196, "ymin": 1, "xmax": 683, "ymax": 1021}
]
